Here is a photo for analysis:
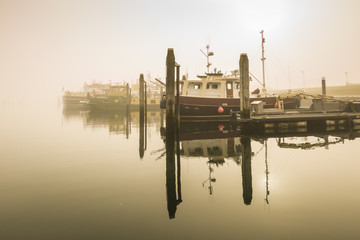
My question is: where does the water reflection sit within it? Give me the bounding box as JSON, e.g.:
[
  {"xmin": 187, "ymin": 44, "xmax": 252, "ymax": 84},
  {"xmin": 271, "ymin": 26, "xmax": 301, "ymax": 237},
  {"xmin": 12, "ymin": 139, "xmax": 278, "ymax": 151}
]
[
  {"xmin": 63, "ymin": 108, "xmax": 162, "ymax": 132},
  {"xmin": 163, "ymin": 121, "xmax": 360, "ymax": 217},
  {"xmin": 62, "ymin": 108, "xmax": 163, "ymax": 159},
  {"xmin": 62, "ymin": 107, "xmax": 360, "ymax": 221}
]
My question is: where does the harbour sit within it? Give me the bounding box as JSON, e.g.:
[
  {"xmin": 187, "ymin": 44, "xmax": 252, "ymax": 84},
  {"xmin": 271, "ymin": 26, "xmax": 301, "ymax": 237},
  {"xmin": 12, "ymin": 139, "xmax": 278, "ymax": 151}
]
[
  {"xmin": 23, "ymin": 41, "xmax": 360, "ymax": 240},
  {"xmin": 2, "ymin": 1, "xmax": 360, "ymax": 239}
]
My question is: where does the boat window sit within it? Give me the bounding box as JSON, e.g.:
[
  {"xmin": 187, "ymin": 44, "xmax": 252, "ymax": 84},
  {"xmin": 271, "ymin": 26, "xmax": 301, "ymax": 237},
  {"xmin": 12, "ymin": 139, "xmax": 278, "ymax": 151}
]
[
  {"xmin": 103, "ymin": 99, "xmax": 110, "ymax": 103},
  {"xmin": 191, "ymin": 147, "xmax": 203, "ymax": 156},
  {"xmin": 206, "ymin": 83, "xmax": 218, "ymax": 89},
  {"xmin": 235, "ymin": 82, "xmax": 240, "ymax": 89},
  {"xmin": 194, "ymin": 84, "xmax": 201, "ymax": 89},
  {"xmin": 227, "ymin": 83, "xmax": 232, "ymax": 89},
  {"xmin": 150, "ymin": 100, "xmax": 156, "ymax": 104},
  {"xmin": 207, "ymin": 146, "xmax": 223, "ymax": 156}
]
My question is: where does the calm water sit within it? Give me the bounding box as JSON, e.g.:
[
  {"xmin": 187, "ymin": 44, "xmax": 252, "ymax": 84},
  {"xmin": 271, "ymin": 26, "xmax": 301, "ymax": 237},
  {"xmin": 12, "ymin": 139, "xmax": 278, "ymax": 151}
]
[{"xmin": 1, "ymin": 101, "xmax": 360, "ymax": 240}]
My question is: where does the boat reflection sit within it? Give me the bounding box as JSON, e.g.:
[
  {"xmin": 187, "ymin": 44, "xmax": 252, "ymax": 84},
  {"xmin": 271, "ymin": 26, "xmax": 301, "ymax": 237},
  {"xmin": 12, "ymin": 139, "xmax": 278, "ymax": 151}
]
[
  {"xmin": 163, "ymin": 122, "xmax": 360, "ymax": 218},
  {"xmin": 62, "ymin": 108, "xmax": 162, "ymax": 134},
  {"xmin": 62, "ymin": 108, "xmax": 164, "ymax": 159}
]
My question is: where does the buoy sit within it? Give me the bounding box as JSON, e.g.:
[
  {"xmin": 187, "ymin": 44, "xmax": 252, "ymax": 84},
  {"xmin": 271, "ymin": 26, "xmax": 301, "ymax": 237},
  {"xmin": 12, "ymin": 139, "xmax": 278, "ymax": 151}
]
[
  {"xmin": 218, "ymin": 124, "xmax": 224, "ymax": 131},
  {"xmin": 274, "ymin": 102, "xmax": 278, "ymax": 108},
  {"xmin": 218, "ymin": 106, "xmax": 224, "ymax": 113}
]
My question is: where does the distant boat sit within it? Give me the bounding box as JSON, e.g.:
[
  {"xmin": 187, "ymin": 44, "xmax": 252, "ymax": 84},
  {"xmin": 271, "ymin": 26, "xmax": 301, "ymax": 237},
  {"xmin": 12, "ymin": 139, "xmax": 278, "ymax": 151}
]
[
  {"xmin": 87, "ymin": 84, "xmax": 130, "ymax": 111},
  {"xmin": 62, "ymin": 91, "xmax": 88, "ymax": 109},
  {"xmin": 129, "ymin": 82, "xmax": 162, "ymax": 111},
  {"xmin": 86, "ymin": 82, "xmax": 162, "ymax": 111},
  {"xmin": 62, "ymin": 82, "xmax": 110, "ymax": 109}
]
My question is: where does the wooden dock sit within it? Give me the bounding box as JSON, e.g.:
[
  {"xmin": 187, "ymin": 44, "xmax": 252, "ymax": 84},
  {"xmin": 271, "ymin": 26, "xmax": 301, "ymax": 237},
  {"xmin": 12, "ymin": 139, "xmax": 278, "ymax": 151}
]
[{"xmin": 233, "ymin": 111, "xmax": 360, "ymax": 134}]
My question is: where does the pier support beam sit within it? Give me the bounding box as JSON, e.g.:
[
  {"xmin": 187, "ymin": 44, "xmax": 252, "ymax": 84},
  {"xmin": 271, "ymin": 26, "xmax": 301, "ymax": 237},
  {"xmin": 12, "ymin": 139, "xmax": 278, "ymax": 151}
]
[
  {"xmin": 139, "ymin": 74, "xmax": 145, "ymax": 158},
  {"xmin": 140, "ymin": 74, "xmax": 145, "ymax": 114},
  {"xmin": 176, "ymin": 64, "xmax": 180, "ymax": 130},
  {"xmin": 126, "ymin": 83, "xmax": 130, "ymax": 139},
  {"xmin": 166, "ymin": 48, "xmax": 176, "ymax": 129},
  {"xmin": 239, "ymin": 54, "xmax": 250, "ymax": 119},
  {"xmin": 322, "ymin": 77, "xmax": 326, "ymax": 96},
  {"xmin": 165, "ymin": 48, "xmax": 180, "ymax": 219}
]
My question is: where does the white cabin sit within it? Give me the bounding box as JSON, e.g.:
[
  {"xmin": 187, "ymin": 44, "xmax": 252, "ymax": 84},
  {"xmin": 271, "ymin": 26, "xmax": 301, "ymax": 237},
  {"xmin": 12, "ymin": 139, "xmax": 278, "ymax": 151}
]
[{"xmin": 180, "ymin": 73, "xmax": 241, "ymax": 98}]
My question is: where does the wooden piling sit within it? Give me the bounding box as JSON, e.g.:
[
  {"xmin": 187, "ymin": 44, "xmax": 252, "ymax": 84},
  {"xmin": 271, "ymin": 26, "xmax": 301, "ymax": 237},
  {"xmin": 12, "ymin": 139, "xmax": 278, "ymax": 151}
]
[
  {"xmin": 176, "ymin": 64, "xmax": 180, "ymax": 130},
  {"xmin": 166, "ymin": 48, "xmax": 176, "ymax": 130},
  {"xmin": 139, "ymin": 74, "xmax": 145, "ymax": 158},
  {"xmin": 322, "ymin": 77, "xmax": 326, "ymax": 96},
  {"xmin": 175, "ymin": 65, "xmax": 182, "ymax": 204},
  {"xmin": 140, "ymin": 74, "xmax": 145, "ymax": 114},
  {"xmin": 165, "ymin": 48, "xmax": 178, "ymax": 218},
  {"xmin": 144, "ymin": 81, "xmax": 147, "ymax": 151},
  {"xmin": 126, "ymin": 83, "xmax": 130, "ymax": 139},
  {"xmin": 144, "ymin": 81, "xmax": 147, "ymax": 114},
  {"xmin": 239, "ymin": 54, "xmax": 250, "ymax": 119}
]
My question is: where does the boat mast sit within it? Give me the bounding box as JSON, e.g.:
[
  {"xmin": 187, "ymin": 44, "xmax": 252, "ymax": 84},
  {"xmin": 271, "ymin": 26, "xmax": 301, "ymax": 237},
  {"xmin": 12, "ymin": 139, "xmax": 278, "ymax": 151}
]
[
  {"xmin": 200, "ymin": 45, "xmax": 214, "ymax": 73},
  {"xmin": 260, "ymin": 30, "xmax": 266, "ymax": 92}
]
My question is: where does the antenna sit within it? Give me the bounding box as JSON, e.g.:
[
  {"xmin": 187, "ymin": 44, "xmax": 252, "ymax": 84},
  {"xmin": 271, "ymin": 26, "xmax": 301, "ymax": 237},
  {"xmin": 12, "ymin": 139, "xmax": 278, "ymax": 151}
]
[
  {"xmin": 260, "ymin": 30, "xmax": 266, "ymax": 93},
  {"xmin": 200, "ymin": 45, "xmax": 214, "ymax": 73}
]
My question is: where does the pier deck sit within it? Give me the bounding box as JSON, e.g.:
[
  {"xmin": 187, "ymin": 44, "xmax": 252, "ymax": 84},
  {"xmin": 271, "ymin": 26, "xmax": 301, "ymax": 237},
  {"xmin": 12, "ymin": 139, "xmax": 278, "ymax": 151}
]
[
  {"xmin": 233, "ymin": 111, "xmax": 360, "ymax": 134},
  {"xmin": 237, "ymin": 112, "xmax": 360, "ymax": 123}
]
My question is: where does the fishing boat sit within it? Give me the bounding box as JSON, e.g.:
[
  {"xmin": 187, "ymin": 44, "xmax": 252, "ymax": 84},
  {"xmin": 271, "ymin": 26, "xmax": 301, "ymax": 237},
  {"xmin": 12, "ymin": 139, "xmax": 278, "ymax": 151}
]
[
  {"xmin": 130, "ymin": 82, "xmax": 162, "ymax": 111},
  {"xmin": 169, "ymin": 39, "xmax": 298, "ymax": 120},
  {"xmin": 62, "ymin": 91, "xmax": 88, "ymax": 108},
  {"xmin": 62, "ymin": 82, "xmax": 110, "ymax": 109},
  {"xmin": 87, "ymin": 84, "xmax": 130, "ymax": 111}
]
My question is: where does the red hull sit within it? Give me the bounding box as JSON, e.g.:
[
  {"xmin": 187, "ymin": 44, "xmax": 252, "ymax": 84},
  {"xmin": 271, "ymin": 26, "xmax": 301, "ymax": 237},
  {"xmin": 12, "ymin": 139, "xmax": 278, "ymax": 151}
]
[{"xmin": 178, "ymin": 96, "xmax": 298, "ymax": 119}]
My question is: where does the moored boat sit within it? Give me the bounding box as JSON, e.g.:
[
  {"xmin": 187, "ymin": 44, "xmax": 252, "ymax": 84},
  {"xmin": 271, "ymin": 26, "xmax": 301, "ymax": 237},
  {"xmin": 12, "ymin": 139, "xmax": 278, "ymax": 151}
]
[
  {"xmin": 62, "ymin": 91, "xmax": 88, "ymax": 109},
  {"xmin": 177, "ymin": 72, "xmax": 299, "ymax": 120},
  {"xmin": 87, "ymin": 84, "xmax": 130, "ymax": 111},
  {"xmin": 160, "ymin": 35, "xmax": 301, "ymax": 120}
]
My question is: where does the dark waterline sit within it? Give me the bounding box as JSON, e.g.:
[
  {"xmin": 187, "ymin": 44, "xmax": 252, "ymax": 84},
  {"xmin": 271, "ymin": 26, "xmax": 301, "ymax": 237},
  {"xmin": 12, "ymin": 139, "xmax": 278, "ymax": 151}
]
[{"xmin": 1, "ymin": 103, "xmax": 360, "ymax": 240}]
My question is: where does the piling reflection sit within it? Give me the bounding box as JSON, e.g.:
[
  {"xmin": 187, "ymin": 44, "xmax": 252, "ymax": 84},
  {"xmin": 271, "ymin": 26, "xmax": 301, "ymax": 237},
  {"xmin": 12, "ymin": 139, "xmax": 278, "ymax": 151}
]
[
  {"xmin": 241, "ymin": 137, "xmax": 252, "ymax": 205},
  {"xmin": 165, "ymin": 117, "xmax": 182, "ymax": 218}
]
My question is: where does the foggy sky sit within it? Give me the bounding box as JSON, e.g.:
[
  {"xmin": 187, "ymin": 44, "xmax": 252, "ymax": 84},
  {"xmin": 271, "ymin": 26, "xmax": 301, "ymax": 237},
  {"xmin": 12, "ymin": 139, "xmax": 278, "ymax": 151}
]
[{"xmin": 1, "ymin": 0, "xmax": 359, "ymax": 102}]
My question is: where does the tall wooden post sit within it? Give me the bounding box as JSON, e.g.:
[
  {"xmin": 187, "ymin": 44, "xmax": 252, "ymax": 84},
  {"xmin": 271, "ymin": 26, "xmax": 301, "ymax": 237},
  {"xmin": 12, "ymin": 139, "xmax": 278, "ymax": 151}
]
[
  {"xmin": 140, "ymin": 74, "xmax": 145, "ymax": 114},
  {"xmin": 175, "ymin": 65, "xmax": 182, "ymax": 205},
  {"xmin": 126, "ymin": 83, "xmax": 130, "ymax": 139},
  {"xmin": 145, "ymin": 81, "xmax": 148, "ymax": 113},
  {"xmin": 321, "ymin": 77, "xmax": 326, "ymax": 96},
  {"xmin": 165, "ymin": 48, "xmax": 178, "ymax": 218},
  {"xmin": 176, "ymin": 65, "xmax": 180, "ymax": 131},
  {"xmin": 166, "ymin": 49, "xmax": 176, "ymax": 127},
  {"xmin": 144, "ymin": 81, "xmax": 147, "ymax": 151},
  {"xmin": 239, "ymin": 54, "xmax": 250, "ymax": 119},
  {"xmin": 139, "ymin": 74, "xmax": 145, "ymax": 158}
]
